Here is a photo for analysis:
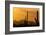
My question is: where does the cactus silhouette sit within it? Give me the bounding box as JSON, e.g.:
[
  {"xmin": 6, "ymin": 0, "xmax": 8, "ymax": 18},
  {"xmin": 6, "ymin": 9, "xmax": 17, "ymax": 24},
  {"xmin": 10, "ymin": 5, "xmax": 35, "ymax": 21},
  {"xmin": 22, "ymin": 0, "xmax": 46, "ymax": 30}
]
[
  {"xmin": 24, "ymin": 16, "xmax": 27, "ymax": 26},
  {"xmin": 34, "ymin": 10, "xmax": 39, "ymax": 25},
  {"xmin": 24, "ymin": 10, "xmax": 28, "ymax": 26}
]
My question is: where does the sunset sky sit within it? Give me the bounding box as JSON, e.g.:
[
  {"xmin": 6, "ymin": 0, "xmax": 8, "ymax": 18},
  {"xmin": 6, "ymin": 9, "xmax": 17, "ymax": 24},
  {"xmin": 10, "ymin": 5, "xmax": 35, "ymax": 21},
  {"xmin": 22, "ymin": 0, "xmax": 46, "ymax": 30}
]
[{"xmin": 13, "ymin": 7, "xmax": 39, "ymax": 22}]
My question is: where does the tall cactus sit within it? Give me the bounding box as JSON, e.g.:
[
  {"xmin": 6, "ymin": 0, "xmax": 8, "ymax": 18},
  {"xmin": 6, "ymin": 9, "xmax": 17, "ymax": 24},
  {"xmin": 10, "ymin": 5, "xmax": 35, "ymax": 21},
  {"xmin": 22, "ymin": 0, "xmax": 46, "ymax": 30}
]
[
  {"xmin": 24, "ymin": 10, "xmax": 28, "ymax": 26},
  {"xmin": 34, "ymin": 10, "xmax": 39, "ymax": 25}
]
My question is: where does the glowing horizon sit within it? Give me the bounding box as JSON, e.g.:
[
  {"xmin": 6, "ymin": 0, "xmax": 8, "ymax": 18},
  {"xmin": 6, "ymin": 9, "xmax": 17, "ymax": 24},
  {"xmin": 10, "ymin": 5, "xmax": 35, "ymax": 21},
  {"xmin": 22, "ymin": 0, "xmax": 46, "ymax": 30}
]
[{"xmin": 13, "ymin": 7, "xmax": 39, "ymax": 22}]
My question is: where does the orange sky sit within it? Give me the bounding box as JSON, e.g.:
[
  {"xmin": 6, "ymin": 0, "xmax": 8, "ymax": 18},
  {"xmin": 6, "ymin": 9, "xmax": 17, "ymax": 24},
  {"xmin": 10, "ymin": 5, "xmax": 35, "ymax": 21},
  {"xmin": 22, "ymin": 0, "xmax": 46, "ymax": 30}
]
[{"xmin": 13, "ymin": 7, "xmax": 39, "ymax": 22}]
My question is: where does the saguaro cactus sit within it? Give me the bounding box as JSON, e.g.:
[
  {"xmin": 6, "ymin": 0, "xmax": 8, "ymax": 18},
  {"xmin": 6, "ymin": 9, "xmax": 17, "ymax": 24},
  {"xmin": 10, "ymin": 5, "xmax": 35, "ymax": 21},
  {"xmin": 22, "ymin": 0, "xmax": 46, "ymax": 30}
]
[
  {"xmin": 34, "ymin": 10, "xmax": 39, "ymax": 25},
  {"xmin": 24, "ymin": 10, "xmax": 28, "ymax": 26}
]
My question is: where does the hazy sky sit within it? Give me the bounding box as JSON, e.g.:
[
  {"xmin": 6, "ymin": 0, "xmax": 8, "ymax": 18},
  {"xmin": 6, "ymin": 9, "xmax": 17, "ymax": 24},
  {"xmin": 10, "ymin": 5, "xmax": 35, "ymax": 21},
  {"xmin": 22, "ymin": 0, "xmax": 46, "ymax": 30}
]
[{"xmin": 13, "ymin": 7, "xmax": 39, "ymax": 22}]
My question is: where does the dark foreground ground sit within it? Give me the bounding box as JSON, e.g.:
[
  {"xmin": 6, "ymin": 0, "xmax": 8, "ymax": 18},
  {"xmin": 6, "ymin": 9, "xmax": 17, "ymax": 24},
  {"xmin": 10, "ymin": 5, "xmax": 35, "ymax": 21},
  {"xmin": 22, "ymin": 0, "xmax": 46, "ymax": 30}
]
[{"xmin": 13, "ymin": 20, "xmax": 39, "ymax": 27}]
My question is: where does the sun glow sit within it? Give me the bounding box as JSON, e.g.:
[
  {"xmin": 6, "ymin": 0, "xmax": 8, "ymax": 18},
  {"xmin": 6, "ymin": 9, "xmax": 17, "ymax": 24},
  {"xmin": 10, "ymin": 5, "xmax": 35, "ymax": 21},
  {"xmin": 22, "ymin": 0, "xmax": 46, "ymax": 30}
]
[{"xmin": 13, "ymin": 7, "xmax": 39, "ymax": 22}]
